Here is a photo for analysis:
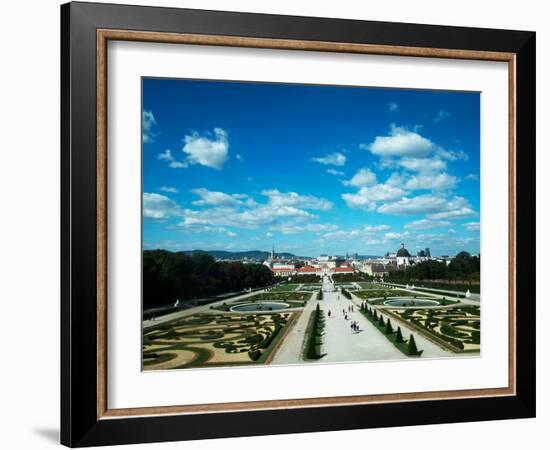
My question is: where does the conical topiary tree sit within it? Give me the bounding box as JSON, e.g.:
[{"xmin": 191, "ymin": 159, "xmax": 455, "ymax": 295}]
[
  {"xmin": 395, "ymin": 326, "xmax": 404, "ymax": 343},
  {"xmin": 385, "ymin": 318, "xmax": 393, "ymax": 334},
  {"xmin": 407, "ymin": 334, "xmax": 419, "ymax": 356},
  {"xmin": 373, "ymin": 310, "xmax": 378, "ymax": 321}
]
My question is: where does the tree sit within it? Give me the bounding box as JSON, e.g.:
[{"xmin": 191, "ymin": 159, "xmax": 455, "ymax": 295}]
[
  {"xmin": 407, "ymin": 334, "xmax": 419, "ymax": 356},
  {"xmin": 385, "ymin": 318, "xmax": 393, "ymax": 334},
  {"xmin": 396, "ymin": 326, "xmax": 404, "ymax": 343}
]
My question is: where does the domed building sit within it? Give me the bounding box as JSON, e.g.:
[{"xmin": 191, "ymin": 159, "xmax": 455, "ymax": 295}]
[{"xmin": 396, "ymin": 243, "xmax": 412, "ymax": 266}]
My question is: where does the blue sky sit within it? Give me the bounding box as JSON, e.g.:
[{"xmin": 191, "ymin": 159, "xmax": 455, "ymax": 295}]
[{"xmin": 142, "ymin": 78, "xmax": 480, "ymax": 257}]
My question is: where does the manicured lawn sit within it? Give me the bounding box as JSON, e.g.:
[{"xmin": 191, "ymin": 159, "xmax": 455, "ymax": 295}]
[
  {"xmin": 413, "ymin": 281, "xmax": 480, "ymax": 294},
  {"xmin": 353, "ymin": 289, "xmax": 412, "ymax": 300},
  {"xmin": 271, "ymin": 284, "xmax": 299, "ymax": 292}
]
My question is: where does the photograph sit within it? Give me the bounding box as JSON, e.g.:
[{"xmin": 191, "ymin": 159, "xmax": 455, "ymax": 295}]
[{"xmin": 141, "ymin": 78, "xmax": 481, "ymax": 370}]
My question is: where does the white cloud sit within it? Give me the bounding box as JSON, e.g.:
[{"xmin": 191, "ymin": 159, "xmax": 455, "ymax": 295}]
[
  {"xmin": 143, "ymin": 110, "xmax": 157, "ymax": 144},
  {"xmin": 378, "ymin": 194, "xmax": 452, "ymax": 216},
  {"xmin": 143, "ymin": 193, "xmax": 182, "ymax": 219},
  {"xmin": 312, "ymin": 152, "xmax": 346, "ymax": 166},
  {"xmin": 227, "ymin": 231, "xmax": 237, "ymax": 237},
  {"xmin": 159, "ymin": 186, "xmax": 178, "ymax": 194},
  {"xmin": 176, "ymin": 188, "xmax": 333, "ymax": 232},
  {"xmin": 364, "ymin": 224, "xmax": 391, "ymax": 232},
  {"xmin": 236, "ymin": 154, "xmax": 243, "ymax": 161},
  {"xmin": 405, "ymin": 219, "xmax": 453, "ymax": 230},
  {"xmin": 437, "ymin": 149, "xmax": 468, "ymax": 161},
  {"xmin": 388, "ymin": 102, "xmax": 400, "ymax": 113},
  {"xmin": 428, "ymin": 207, "xmax": 477, "ymax": 220},
  {"xmin": 384, "ymin": 232, "xmax": 403, "ymax": 241},
  {"xmin": 344, "ymin": 168, "xmax": 377, "ymax": 187},
  {"xmin": 466, "ymin": 173, "xmax": 479, "ymax": 181},
  {"xmin": 448, "ymin": 229, "xmax": 457, "ymax": 234},
  {"xmin": 342, "ymin": 183, "xmax": 405, "ymax": 210},
  {"xmin": 191, "ymin": 188, "xmax": 252, "ymax": 207},
  {"xmin": 463, "ymin": 221, "xmax": 480, "ymax": 231},
  {"xmin": 266, "ymin": 232, "xmax": 273, "ymax": 237},
  {"xmin": 326, "ymin": 169, "xmax": 345, "ymax": 176},
  {"xmin": 270, "ymin": 223, "xmax": 338, "ymax": 234},
  {"xmin": 397, "ymin": 157, "xmax": 447, "ymax": 173},
  {"xmin": 261, "ymin": 189, "xmax": 332, "ymax": 211},
  {"xmin": 405, "ymin": 173, "xmax": 457, "ymax": 191},
  {"xmin": 363, "ymin": 124, "xmax": 435, "ymax": 158},
  {"xmin": 380, "ymin": 194, "xmax": 477, "ymax": 219},
  {"xmin": 157, "ymin": 149, "xmax": 188, "ymax": 168},
  {"xmin": 182, "ymin": 128, "xmax": 229, "ymax": 170},
  {"xmin": 434, "ymin": 109, "xmax": 451, "ymax": 123}
]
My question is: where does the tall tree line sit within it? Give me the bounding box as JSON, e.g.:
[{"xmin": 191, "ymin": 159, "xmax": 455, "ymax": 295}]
[
  {"xmin": 385, "ymin": 251, "xmax": 480, "ymax": 284},
  {"xmin": 143, "ymin": 250, "xmax": 275, "ymax": 309}
]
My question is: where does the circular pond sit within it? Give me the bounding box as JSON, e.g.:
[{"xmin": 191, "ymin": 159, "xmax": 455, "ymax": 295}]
[
  {"xmin": 229, "ymin": 302, "xmax": 290, "ymax": 313},
  {"xmin": 383, "ymin": 298, "xmax": 440, "ymax": 307}
]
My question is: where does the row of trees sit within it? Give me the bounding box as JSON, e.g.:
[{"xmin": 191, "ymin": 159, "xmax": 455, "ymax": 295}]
[
  {"xmin": 143, "ymin": 250, "xmax": 275, "ymax": 309},
  {"xmin": 385, "ymin": 251, "xmax": 480, "ymax": 284}
]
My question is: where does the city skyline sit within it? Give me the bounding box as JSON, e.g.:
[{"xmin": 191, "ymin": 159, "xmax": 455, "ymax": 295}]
[{"xmin": 142, "ymin": 78, "xmax": 480, "ymax": 257}]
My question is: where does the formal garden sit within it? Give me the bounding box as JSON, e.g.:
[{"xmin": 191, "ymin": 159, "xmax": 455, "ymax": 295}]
[
  {"xmin": 353, "ymin": 289, "xmax": 415, "ymax": 300},
  {"xmin": 143, "ymin": 312, "xmax": 295, "ymax": 370},
  {"xmin": 384, "ymin": 305, "xmax": 480, "ymax": 353}
]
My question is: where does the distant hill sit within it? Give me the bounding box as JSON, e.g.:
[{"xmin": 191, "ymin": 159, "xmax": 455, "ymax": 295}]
[
  {"xmin": 180, "ymin": 250, "xmax": 381, "ymax": 260},
  {"xmin": 182, "ymin": 249, "xmax": 309, "ymax": 260}
]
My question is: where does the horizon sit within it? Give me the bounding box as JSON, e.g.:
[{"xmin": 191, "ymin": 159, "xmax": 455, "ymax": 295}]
[{"xmin": 142, "ymin": 78, "xmax": 480, "ymax": 256}]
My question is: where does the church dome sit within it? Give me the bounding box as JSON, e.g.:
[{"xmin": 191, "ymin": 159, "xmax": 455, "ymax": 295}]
[{"xmin": 396, "ymin": 245, "xmax": 411, "ymax": 257}]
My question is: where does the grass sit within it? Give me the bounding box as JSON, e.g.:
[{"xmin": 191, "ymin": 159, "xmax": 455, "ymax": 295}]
[
  {"xmin": 353, "ymin": 289, "xmax": 413, "ymax": 300},
  {"xmin": 409, "ymin": 281, "xmax": 480, "ymax": 294},
  {"xmin": 366, "ymin": 297, "xmax": 459, "ymax": 306},
  {"xmin": 356, "ymin": 282, "xmax": 382, "ymax": 289},
  {"xmin": 360, "ymin": 306, "xmax": 423, "ymax": 356},
  {"xmin": 270, "ymin": 284, "xmax": 299, "ymax": 292}
]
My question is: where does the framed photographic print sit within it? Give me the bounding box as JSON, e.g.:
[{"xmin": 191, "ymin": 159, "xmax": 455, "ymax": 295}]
[{"xmin": 60, "ymin": 1, "xmax": 536, "ymax": 447}]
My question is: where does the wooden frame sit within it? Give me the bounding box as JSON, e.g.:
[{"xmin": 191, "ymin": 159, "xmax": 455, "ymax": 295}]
[{"xmin": 61, "ymin": 1, "xmax": 535, "ymax": 447}]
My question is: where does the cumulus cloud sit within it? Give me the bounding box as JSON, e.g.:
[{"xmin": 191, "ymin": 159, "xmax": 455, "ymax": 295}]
[
  {"xmin": 463, "ymin": 221, "xmax": 480, "ymax": 231},
  {"xmin": 344, "ymin": 168, "xmax": 377, "ymax": 188},
  {"xmin": 397, "ymin": 156, "xmax": 447, "ymax": 173},
  {"xmin": 142, "ymin": 110, "xmax": 158, "ymax": 144},
  {"xmin": 379, "ymin": 194, "xmax": 477, "ymax": 219},
  {"xmin": 405, "ymin": 219, "xmax": 453, "ymax": 230},
  {"xmin": 378, "ymin": 194, "xmax": 453, "ymax": 215},
  {"xmin": 143, "ymin": 193, "xmax": 182, "ymax": 219},
  {"xmin": 191, "ymin": 188, "xmax": 253, "ymax": 207},
  {"xmin": 342, "ymin": 183, "xmax": 406, "ymax": 210},
  {"xmin": 261, "ymin": 189, "xmax": 332, "ymax": 211},
  {"xmin": 160, "ymin": 186, "xmax": 178, "ymax": 194},
  {"xmin": 157, "ymin": 149, "xmax": 188, "ymax": 168},
  {"xmin": 176, "ymin": 188, "xmax": 333, "ymax": 233},
  {"xmin": 157, "ymin": 128, "xmax": 230, "ymax": 170},
  {"xmin": 437, "ymin": 149, "xmax": 468, "ymax": 161},
  {"xmin": 404, "ymin": 173, "xmax": 457, "ymax": 191},
  {"xmin": 182, "ymin": 128, "xmax": 229, "ymax": 170},
  {"xmin": 326, "ymin": 169, "xmax": 345, "ymax": 176},
  {"xmin": 384, "ymin": 232, "xmax": 403, "ymax": 241},
  {"xmin": 428, "ymin": 207, "xmax": 477, "ymax": 220},
  {"xmin": 312, "ymin": 152, "xmax": 346, "ymax": 166},
  {"xmin": 466, "ymin": 173, "xmax": 479, "ymax": 181},
  {"xmin": 362, "ymin": 124, "xmax": 434, "ymax": 158},
  {"xmin": 270, "ymin": 223, "xmax": 338, "ymax": 234}
]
